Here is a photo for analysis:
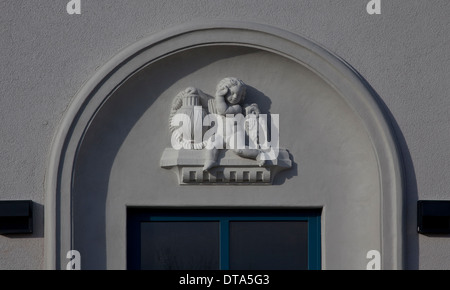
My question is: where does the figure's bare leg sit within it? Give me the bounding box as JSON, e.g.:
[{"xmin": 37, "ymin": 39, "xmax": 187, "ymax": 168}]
[
  {"xmin": 233, "ymin": 148, "xmax": 259, "ymax": 159},
  {"xmin": 256, "ymin": 152, "xmax": 267, "ymax": 167},
  {"xmin": 233, "ymin": 148, "xmax": 267, "ymax": 167},
  {"xmin": 203, "ymin": 148, "xmax": 219, "ymax": 172}
]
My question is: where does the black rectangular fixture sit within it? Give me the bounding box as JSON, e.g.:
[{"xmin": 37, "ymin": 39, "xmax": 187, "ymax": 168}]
[
  {"xmin": 0, "ymin": 201, "xmax": 33, "ymax": 234},
  {"xmin": 418, "ymin": 200, "xmax": 450, "ymax": 234}
]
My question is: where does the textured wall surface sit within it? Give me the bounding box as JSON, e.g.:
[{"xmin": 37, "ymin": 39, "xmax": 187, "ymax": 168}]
[{"xmin": 0, "ymin": 0, "xmax": 449, "ymax": 269}]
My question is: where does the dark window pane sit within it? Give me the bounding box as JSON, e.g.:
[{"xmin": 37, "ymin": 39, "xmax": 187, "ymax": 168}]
[
  {"xmin": 229, "ymin": 221, "xmax": 308, "ymax": 270},
  {"xmin": 140, "ymin": 221, "xmax": 219, "ymax": 270}
]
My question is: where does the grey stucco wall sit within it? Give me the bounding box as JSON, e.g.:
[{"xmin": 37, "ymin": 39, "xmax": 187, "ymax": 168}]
[{"xmin": 0, "ymin": 0, "xmax": 449, "ymax": 269}]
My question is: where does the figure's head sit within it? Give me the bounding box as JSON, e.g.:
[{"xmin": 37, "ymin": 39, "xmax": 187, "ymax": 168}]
[{"xmin": 216, "ymin": 77, "xmax": 246, "ymax": 105}]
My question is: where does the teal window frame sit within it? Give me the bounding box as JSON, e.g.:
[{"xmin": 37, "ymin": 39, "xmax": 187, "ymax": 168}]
[{"xmin": 127, "ymin": 208, "xmax": 321, "ymax": 270}]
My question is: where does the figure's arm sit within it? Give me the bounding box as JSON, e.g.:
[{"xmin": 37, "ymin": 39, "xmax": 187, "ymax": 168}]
[
  {"xmin": 215, "ymin": 87, "xmax": 230, "ymax": 115},
  {"xmin": 226, "ymin": 104, "xmax": 242, "ymax": 114}
]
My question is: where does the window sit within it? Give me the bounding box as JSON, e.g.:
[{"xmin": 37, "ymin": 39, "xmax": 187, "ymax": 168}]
[{"xmin": 127, "ymin": 209, "xmax": 321, "ymax": 270}]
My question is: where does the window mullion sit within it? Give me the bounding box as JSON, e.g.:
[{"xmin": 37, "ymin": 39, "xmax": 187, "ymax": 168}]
[{"xmin": 220, "ymin": 218, "xmax": 230, "ymax": 270}]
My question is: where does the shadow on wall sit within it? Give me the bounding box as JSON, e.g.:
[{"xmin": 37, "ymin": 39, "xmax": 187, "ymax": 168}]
[{"xmin": 353, "ymin": 66, "xmax": 419, "ymax": 270}]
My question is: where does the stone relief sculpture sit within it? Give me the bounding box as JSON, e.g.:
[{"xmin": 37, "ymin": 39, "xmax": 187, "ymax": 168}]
[{"xmin": 161, "ymin": 77, "xmax": 292, "ymax": 185}]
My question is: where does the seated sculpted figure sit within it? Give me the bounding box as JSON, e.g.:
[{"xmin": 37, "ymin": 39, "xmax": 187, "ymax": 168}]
[{"xmin": 203, "ymin": 77, "xmax": 266, "ymax": 171}]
